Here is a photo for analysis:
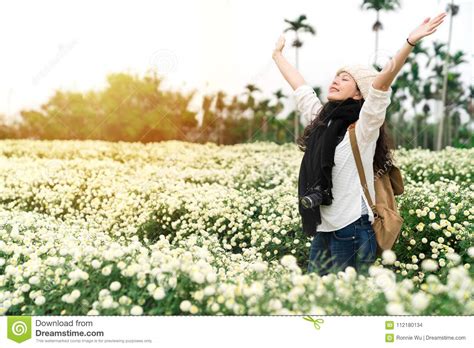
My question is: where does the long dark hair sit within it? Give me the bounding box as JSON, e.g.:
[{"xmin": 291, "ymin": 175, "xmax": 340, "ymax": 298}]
[{"xmin": 296, "ymin": 89, "xmax": 396, "ymax": 175}]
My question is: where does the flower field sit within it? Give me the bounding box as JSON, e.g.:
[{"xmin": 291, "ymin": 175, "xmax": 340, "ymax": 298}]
[{"xmin": 0, "ymin": 140, "xmax": 473, "ymax": 316}]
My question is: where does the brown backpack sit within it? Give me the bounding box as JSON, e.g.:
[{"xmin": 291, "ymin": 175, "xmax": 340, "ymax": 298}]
[{"xmin": 348, "ymin": 122, "xmax": 405, "ymax": 257}]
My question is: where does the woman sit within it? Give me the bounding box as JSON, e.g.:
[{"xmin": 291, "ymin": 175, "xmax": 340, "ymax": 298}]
[{"xmin": 272, "ymin": 12, "xmax": 447, "ymax": 276}]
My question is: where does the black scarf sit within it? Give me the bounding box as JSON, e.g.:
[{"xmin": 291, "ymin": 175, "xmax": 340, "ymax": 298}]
[{"xmin": 298, "ymin": 97, "xmax": 363, "ymax": 237}]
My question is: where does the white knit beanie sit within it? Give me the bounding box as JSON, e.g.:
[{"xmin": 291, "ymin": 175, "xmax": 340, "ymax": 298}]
[{"xmin": 335, "ymin": 64, "xmax": 379, "ymax": 100}]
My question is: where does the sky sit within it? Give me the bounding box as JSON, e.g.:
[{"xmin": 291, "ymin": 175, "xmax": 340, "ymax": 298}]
[{"xmin": 0, "ymin": 0, "xmax": 472, "ymax": 124}]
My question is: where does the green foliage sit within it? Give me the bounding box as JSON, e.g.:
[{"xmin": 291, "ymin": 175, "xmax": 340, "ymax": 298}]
[{"xmin": 16, "ymin": 72, "xmax": 198, "ymax": 142}]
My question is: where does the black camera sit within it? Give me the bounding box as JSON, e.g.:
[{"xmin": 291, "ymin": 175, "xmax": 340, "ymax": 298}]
[{"xmin": 300, "ymin": 185, "xmax": 332, "ymax": 209}]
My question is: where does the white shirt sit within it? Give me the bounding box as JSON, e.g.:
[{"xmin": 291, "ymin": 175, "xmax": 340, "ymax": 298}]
[{"xmin": 295, "ymin": 82, "xmax": 392, "ymax": 232}]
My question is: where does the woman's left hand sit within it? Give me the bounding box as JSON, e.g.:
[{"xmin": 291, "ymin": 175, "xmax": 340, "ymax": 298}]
[{"xmin": 408, "ymin": 12, "xmax": 448, "ymax": 44}]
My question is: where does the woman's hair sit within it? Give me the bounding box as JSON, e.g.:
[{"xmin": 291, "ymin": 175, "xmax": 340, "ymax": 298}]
[{"xmin": 296, "ymin": 87, "xmax": 395, "ymax": 175}]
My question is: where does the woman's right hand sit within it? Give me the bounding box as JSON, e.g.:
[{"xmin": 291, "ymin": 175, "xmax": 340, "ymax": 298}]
[{"xmin": 272, "ymin": 34, "xmax": 285, "ymax": 59}]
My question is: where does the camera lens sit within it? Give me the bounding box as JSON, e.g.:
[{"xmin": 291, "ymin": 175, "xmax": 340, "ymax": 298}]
[
  {"xmin": 301, "ymin": 196, "xmax": 313, "ymax": 209},
  {"xmin": 300, "ymin": 190, "xmax": 323, "ymax": 209}
]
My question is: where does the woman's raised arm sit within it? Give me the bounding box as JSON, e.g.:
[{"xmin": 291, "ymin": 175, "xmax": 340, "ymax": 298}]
[
  {"xmin": 272, "ymin": 34, "xmax": 307, "ymax": 90},
  {"xmin": 272, "ymin": 34, "xmax": 323, "ymax": 126},
  {"xmin": 372, "ymin": 12, "xmax": 447, "ymax": 91},
  {"xmin": 356, "ymin": 12, "xmax": 447, "ymax": 144}
]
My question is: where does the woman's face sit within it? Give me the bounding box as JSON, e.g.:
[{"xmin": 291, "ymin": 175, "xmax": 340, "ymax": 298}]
[{"xmin": 327, "ymin": 72, "xmax": 362, "ymax": 101}]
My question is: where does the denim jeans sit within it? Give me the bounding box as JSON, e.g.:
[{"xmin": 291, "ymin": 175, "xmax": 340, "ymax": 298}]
[{"xmin": 307, "ymin": 214, "xmax": 377, "ymax": 276}]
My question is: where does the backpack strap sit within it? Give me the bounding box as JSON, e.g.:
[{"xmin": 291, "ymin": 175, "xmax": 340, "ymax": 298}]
[{"xmin": 348, "ymin": 122, "xmax": 378, "ymax": 216}]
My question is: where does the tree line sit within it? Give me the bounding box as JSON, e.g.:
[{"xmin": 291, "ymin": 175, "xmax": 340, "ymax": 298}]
[{"xmin": 1, "ymin": 0, "xmax": 472, "ymax": 149}]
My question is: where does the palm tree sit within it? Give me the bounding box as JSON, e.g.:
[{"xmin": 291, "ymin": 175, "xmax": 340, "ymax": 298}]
[
  {"xmin": 404, "ymin": 44, "xmax": 429, "ymax": 148},
  {"xmin": 283, "ymin": 14, "xmax": 316, "ymax": 142},
  {"xmin": 242, "ymin": 84, "xmax": 261, "ymax": 142},
  {"xmin": 201, "ymin": 94, "xmax": 215, "ymax": 143},
  {"xmin": 269, "ymin": 89, "xmax": 286, "ymax": 143},
  {"xmin": 421, "ymin": 102, "xmax": 431, "ymax": 148},
  {"xmin": 445, "ymin": 51, "xmax": 466, "ymax": 146},
  {"xmin": 215, "ymin": 91, "xmax": 227, "ymax": 145},
  {"xmin": 254, "ymin": 99, "xmax": 271, "ymax": 141},
  {"xmin": 360, "ymin": 0, "xmax": 401, "ymax": 66},
  {"xmin": 391, "ymin": 72, "xmax": 409, "ymax": 148},
  {"xmin": 437, "ymin": 0, "xmax": 459, "ymax": 151}
]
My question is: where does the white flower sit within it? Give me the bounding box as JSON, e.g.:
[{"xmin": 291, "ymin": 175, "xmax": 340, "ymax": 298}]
[
  {"xmin": 130, "ymin": 305, "xmax": 143, "ymax": 315},
  {"xmin": 119, "ymin": 296, "xmax": 132, "ymax": 305},
  {"xmin": 382, "ymin": 250, "xmax": 397, "ymax": 265},
  {"xmin": 168, "ymin": 277, "xmax": 177, "ymax": 288},
  {"xmin": 280, "ymin": 255, "xmax": 300, "ymax": 272},
  {"xmin": 251, "ymin": 261, "xmax": 268, "ymax": 273},
  {"xmin": 204, "ymin": 286, "xmax": 215, "ymax": 296},
  {"xmin": 87, "ymin": 309, "xmax": 100, "ymax": 316},
  {"xmin": 467, "ymin": 247, "xmax": 474, "ymax": 258},
  {"xmin": 101, "ymin": 296, "xmax": 114, "ymax": 309},
  {"xmin": 10, "ymin": 225, "xmax": 20, "ymax": 239},
  {"xmin": 153, "ymin": 287, "xmax": 166, "ymax": 300},
  {"xmin": 180, "ymin": 300, "xmax": 192, "ymax": 312},
  {"xmin": 91, "ymin": 259, "xmax": 101, "ymax": 269},
  {"xmin": 20, "ymin": 284, "xmax": 31, "ymax": 292},
  {"xmin": 34, "ymin": 296, "xmax": 46, "ymax": 306},
  {"xmin": 110, "ymin": 281, "xmax": 121, "ymax": 292},
  {"xmin": 189, "ymin": 305, "xmax": 199, "ymax": 314},
  {"xmin": 193, "ymin": 290, "xmax": 204, "ymax": 301},
  {"xmin": 411, "ymin": 292, "xmax": 430, "ymax": 311},
  {"xmin": 421, "ymin": 259, "xmax": 439, "ymax": 272},
  {"xmin": 146, "ymin": 283, "xmax": 156, "ymax": 293},
  {"xmin": 101, "ymin": 265, "xmax": 112, "ymax": 276},
  {"xmin": 386, "ymin": 302, "xmax": 406, "ymax": 315},
  {"xmin": 71, "ymin": 289, "xmax": 81, "ymax": 299},
  {"xmin": 268, "ymin": 299, "xmax": 283, "ymax": 311},
  {"xmin": 384, "ymin": 288, "xmax": 398, "ymax": 302},
  {"xmin": 205, "ymin": 272, "xmax": 217, "ymax": 283},
  {"xmin": 211, "ymin": 303, "xmax": 219, "ymax": 312},
  {"xmin": 29, "ymin": 276, "xmax": 40, "ymax": 285},
  {"xmin": 375, "ymin": 273, "xmax": 396, "ymax": 291},
  {"xmin": 308, "ymin": 306, "xmax": 326, "ymax": 315},
  {"xmin": 99, "ymin": 289, "xmax": 110, "ymax": 297},
  {"xmin": 68, "ymin": 269, "xmax": 89, "ymax": 281},
  {"xmin": 61, "ymin": 291, "xmax": 79, "ymax": 304},
  {"xmin": 190, "ymin": 271, "xmax": 205, "ymax": 284},
  {"xmin": 446, "ymin": 252, "xmax": 461, "ymax": 265},
  {"xmin": 400, "ymin": 279, "xmax": 414, "ymax": 291},
  {"xmin": 341, "ymin": 266, "xmax": 357, "ymax": 282}
]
